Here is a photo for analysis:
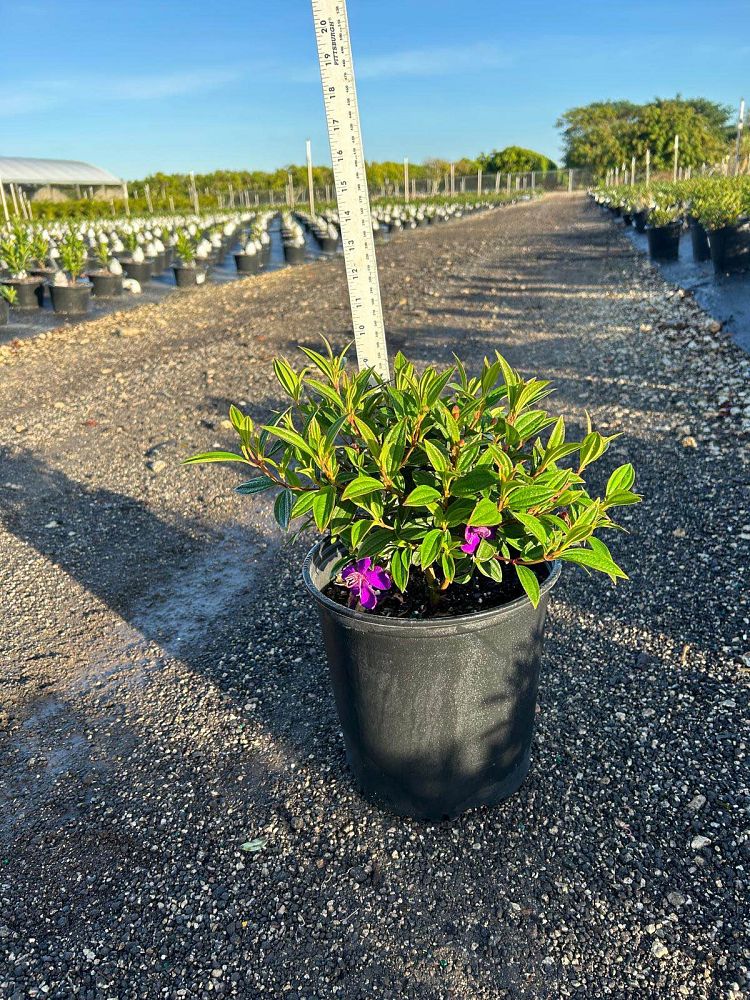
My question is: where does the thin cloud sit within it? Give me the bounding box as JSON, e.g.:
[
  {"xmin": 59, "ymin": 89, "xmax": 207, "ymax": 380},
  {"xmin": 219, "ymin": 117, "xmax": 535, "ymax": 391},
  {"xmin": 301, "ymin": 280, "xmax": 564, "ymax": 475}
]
[
  {"xmin": 357, "ymin": 43, "xmax": 511, "ymax": 79},
  {"xmin": 290, "ymin": 42, "xmax": 511, "ymax": 83},
  {"xmin": 0, "ymin": 69, "xmax": 241, "ymax": 118}
]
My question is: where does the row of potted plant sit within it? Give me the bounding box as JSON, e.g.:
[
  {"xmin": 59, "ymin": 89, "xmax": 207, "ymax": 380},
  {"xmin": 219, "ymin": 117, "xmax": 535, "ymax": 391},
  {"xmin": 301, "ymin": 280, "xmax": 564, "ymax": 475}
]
[
  {"xmin": 592, "ymin": 176, "xmax": 750, "ymax": 272},
  {"xmin": 0, "ymin": 210, "xmax": 268, "ymax": 320}
]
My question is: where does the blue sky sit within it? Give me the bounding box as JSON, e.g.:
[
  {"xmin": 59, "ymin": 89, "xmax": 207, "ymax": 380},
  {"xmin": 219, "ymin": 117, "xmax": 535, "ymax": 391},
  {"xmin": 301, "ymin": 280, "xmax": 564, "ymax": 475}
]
[{"xmin": 1, "ymin": 0, "xmax": 746, "ymax": 178}]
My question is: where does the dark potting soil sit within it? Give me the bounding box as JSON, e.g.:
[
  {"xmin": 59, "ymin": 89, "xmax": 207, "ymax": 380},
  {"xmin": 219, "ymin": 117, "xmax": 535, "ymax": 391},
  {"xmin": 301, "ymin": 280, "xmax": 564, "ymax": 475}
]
[{"xmin": 321, "ymin": 562, "xmax": 547, "ymax": 619}]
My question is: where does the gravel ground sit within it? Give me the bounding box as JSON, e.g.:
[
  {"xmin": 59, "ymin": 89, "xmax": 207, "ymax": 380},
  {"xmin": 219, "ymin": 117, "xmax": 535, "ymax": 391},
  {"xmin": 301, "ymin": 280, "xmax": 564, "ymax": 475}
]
[{"xmin": 1, "ymin": 194, "xmax": 748, "ymax": 999}]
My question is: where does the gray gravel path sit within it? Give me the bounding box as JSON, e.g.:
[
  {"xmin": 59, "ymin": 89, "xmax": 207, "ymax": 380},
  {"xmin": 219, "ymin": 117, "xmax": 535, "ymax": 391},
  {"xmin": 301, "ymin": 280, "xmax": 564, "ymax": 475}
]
[{"xmin": 1, "ymin": 194, "xmax": 748, "ymax": 999}]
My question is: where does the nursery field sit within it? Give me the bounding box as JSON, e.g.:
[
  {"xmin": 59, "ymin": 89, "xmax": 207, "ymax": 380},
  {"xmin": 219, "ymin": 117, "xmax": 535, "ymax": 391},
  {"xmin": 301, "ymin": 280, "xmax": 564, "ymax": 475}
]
[{"xmin": 0, "ymin": 195, "xmax": 748, "ymax": 998}]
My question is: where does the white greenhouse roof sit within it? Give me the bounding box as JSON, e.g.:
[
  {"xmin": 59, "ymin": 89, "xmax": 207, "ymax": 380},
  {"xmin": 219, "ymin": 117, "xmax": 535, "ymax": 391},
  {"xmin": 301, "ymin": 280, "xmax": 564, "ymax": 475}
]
[{"xmin": 0, "ymin": 157, "xmax": 121, "ymax": 186}]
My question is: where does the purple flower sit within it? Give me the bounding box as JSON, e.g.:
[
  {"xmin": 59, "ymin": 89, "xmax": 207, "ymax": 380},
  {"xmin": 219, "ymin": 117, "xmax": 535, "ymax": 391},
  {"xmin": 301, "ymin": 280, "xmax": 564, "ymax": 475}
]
[
  {"xmin": 460, "ymin": 525, "xmax": 496, "ymax": 555},
  {"xmin": 341, "ymin": 557, "xmax": 392, "ymax": 610}
]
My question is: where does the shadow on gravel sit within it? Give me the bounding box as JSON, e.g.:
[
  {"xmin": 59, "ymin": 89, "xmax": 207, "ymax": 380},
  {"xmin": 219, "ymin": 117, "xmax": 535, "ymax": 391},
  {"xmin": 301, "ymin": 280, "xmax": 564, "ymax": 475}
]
[{"xmin": 0, "ymin": 446, "xmax": 338, "ymax": 768}]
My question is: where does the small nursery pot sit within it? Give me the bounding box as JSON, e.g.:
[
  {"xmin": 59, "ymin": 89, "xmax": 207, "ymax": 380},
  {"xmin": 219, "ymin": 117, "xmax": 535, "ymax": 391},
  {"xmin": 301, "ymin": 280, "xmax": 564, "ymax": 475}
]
[
  {"xmin": 4, "ymin": 277, "xmax": 44, "ymax": 308},
  {"xmin": 172, "ymin": 264, "xmax": 208, "ymax": 288},
  {"xmin": 633, "ymin": 210, "xmax": 648, "ymax": 233},
  {"xmin": 303, "ymin": 541, "xmax": 561, "ymax": 820},
  {"xmin": 122, "ymin": 259, "xmax": 153, "ymax": 284},
  {"xmin": 49, "ymin": 283, "xmax": 91, "ymax": 315},
  {"xmin": 88, "ymin": 271, "xmax": 123, "ymax": 297},
  {"xmin": 0, "ymin": 299, "xmax": 8, "ymax": 325},
  {"xmin": 647, "ymin": 222, "xmax": 681, "ymax": 261},
  {"xmin": 283, "ymin": 243, "xmax": 306, "ymax": 265},
  {"xmin": 708, "ymin": 223, "xmax": 750, "ymax": 274},
  {"xmin": 689, "ymin": 219, "xmax": 711, "ymax": 263},
  {"xmin": 318, "ymin": 235, "xmax": 339, "ymax": 254},
  {"xmin": 150, "ymin": 251, "xmax": 168, "ymax": 275},
  {"xmin": 234, "ymin": 253, "xmax": 261, "ymax": 274}
]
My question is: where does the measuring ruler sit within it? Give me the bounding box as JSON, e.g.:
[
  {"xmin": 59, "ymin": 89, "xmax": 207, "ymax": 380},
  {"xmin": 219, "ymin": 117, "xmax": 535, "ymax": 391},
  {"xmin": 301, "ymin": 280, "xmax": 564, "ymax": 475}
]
[{"xmin": 310, "ymin": 0, "xmax": 389, "ymax": 380}]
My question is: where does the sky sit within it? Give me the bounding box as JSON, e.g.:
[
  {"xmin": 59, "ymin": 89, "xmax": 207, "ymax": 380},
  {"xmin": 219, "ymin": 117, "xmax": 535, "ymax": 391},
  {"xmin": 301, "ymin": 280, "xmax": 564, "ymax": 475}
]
[{"xmin": 1, "ymin": 0, "xmax": 747, "ymax": 179}]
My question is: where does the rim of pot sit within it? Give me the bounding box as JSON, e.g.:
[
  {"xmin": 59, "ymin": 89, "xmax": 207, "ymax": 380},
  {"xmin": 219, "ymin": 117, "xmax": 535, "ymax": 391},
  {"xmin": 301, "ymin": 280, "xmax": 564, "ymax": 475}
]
[{"xmin": 302, "ymin": 539, "xmax": 561, "ymax": 634}]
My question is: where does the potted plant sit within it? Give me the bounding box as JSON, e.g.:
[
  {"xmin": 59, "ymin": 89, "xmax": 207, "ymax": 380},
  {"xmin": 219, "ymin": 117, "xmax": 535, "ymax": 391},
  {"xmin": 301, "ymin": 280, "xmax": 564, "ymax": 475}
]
[
  {"xmin": 693, "ymin": 182, "xmax": 750, "ymax": 274},
  {"xmin": 185, "ymin": 346, "xmax": 640, "ymax": 819},
  {"xmin": 646, "ymin": 204, "xmax": 682, "ymax": 261},
  {"xmin": 0, "ymin": 228, "xmax": 43, "ymax": 308},
  {"xmin": 172, "ymin": 231, "xmax": 208, "ymax": 288},
  {"xmin": 49, "ymin": 229, "xmax": 91, "ymax": 315},
  {"xmin": 28, "ymin": 230, "xmax": 55, "ymax": 279},
  {"xmin": 87, "ymin": 242, "xmax": 124, "ymax": 297},
  {"xmin": 234, "ymin": 238, "xmax": 261, "ymax": 274},
  {"xmin": 120, "ymin": 231, "xmax": 153, "ymax": 284},
  {"xmin": 0, "ymin": 284, "xmax": 17, "ymax": 325}
]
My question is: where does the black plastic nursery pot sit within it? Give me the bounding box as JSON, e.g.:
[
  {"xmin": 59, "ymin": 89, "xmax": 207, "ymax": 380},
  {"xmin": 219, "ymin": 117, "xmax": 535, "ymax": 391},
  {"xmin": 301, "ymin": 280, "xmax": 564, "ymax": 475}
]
[
  {"xmin": 303, "ymin": 542, "xmax": 561, "ymax": 820},
  {"xmin": 708, "ymin": 223, "xmax": 750, "ymax": 274},
  {"xmin": 88, "ymin": 271, "xmax": 123, "ymax": 297},
  {"xmin": 0, "ymin": 299, "xmax": 8, "ymax": 325},
  {"xmin": 122, "ymin": 259, "xmax": 153, "ymax": 284},
  {"xmin": 318, "ymin": 235, "xmax": 339, "ymax": 254},
  {"xmin": 647, "ymin": 222, "xmax": 681, "ymax": 261},
  {"xmin": 633, "ymin": 210, "xmax": 648, "ymax": 233},
  {"xmin": 172, "ymin": 264, "xmax": 208, "ymax": 288},
  {"xmin": 3, "ymin": 278, "xmax": 43, "ymax": 308},
  {"xmin": 283, "ymin": 243, "xmax": 306, "ymax": 264},
  {"xmin": 49, "ymin": 283, "xmax": 91, "ymax": 315},
  {"xmin": 234, "ymin": 253, "xmax": 261, "ymax": 274},
  {"xmin": 689, "ymin": 219, "xmax": 711, "ymax": 262}
]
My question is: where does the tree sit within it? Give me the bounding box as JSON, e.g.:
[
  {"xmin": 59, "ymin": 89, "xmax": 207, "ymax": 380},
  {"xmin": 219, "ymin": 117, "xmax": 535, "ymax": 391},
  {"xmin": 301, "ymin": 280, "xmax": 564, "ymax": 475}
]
[
  {"xmin": 478, "ymin": 146, "xmax": 557, "ymax": 173},
  {"xmin": 556, "ymin": 97, "xmax": 732, "ymax": 175}
]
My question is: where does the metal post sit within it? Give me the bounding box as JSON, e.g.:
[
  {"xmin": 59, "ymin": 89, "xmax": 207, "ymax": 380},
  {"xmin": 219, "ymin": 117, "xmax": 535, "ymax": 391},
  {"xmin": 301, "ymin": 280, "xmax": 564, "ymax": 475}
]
[
  {"xmin": 673, "ymin": 135, "xmax": 679, "ymax": 182},
  {"xmin": 568, "ymin": 169, "xmax": 574, "ymax": 193},
  {"xmin": 168, "ymin": 195, "xmax": 175, "ymax": 213},
  {"xmin": 190, "ymin": 172, "xmax": 199, "ymax": 213},
  {"xmin": 306, "ymin": 139, "xmax": 315, "ymax": 216},
  {"xmin": 630, "ymin": 155, "xmax": 636, "ymax": 186},
  {"xmin": 477, "ymin": 168, "xmax": 482, "ymax": 195},
  {"xmin": 145, "ymin": 183, "xmax": 153, "ymax": 213},
  {"xmin": 530, "ymin": 171, "xmax": 535, "ymax": 190},
  {"xmin": 450, "ymin": 162, "xmax": 455, "ymax": 196},
  {"xmin": 0, "ymin": 177, "xmax": 8, "ymax": 223},
  {"xmin": 404, "ymin": 158, "xmax": 409, "ymax": 203},
  {"xmin": 645, "ymin": 149, "xmax": 651, "ymax": 186},
  {"xmin": 736, "ymin": 98, "xmax": 745, "ymax": 174}
]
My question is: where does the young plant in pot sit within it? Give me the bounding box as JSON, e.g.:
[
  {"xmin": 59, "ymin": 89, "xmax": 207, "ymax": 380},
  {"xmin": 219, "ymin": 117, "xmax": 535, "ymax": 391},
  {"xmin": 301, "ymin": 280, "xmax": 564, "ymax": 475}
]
[
  {"xmin": 0, "ymin": 228, "xmax": 43, "ymax": 308},
  {"xmin": 646, "ymin": 204, "xmax": 682, "ymax": 261},
  {"xmin": 121, "ymin": 230, "xmax": 153, "ymax": 284},
  {"xmin": 87, "ymin": 241, "xmax": 124, "ymax": 297},
  {"xmin": 29, "ymin": 230, "xmax": 55, "ymax": 279},
  {"xmin": 693, "ymin": 182, "xmax": 750, "ymax": 275},
  {"xmin": 0, "ymin": 284, "xmax": 17, "ymax": 325},
  {"xmin": 185, "ymin": 344, "xmax": 640, "ymax": 819},
  {"xmin": 173, "ymin": 231, "xmax": 207, "ymax": 288},
  {"xmin": 50, "ymin": 229, "xmax": 91, "ymax": 315}
]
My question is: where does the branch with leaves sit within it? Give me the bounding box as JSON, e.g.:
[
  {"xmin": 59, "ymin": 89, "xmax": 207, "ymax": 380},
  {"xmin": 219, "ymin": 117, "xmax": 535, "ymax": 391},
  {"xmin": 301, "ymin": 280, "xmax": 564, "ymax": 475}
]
[{"xmin": 185, "ymin": 344, "xmax": 641, "ymax": 608}]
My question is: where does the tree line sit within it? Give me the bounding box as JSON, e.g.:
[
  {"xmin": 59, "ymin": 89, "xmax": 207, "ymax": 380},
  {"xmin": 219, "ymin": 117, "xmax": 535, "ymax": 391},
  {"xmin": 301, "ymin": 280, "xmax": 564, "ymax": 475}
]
[{"xmin": 557, "ymin": 96, "xmax": 746, "ymax": 176}]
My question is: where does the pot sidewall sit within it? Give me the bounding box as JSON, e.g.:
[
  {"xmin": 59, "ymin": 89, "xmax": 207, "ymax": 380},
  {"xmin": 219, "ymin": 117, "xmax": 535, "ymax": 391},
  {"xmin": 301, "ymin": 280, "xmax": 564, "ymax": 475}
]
[{"xmin": 303, "ymin": 541, "xmax": 560, "ymax": 819}]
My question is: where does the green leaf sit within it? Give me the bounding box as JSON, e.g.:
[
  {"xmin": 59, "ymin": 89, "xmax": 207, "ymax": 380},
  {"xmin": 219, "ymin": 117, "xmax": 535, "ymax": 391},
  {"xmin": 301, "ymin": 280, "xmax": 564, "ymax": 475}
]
[
  {"xmin": 183, "ymin": 450, "xmax": 251, "ymax": 465},
  {"xmin": 444, "ymin": 497, "xmax": 475, "ymax": 527},
  {"xmin": 355, "ymin": 526, "xmax": 395, "ymax": 560},
  {"xmin": 235, "ymin": 476, "xmax": 275, "ymax": 495},
  {"xmin": 515, "ymin": 565, "xmax": 541, "ymax": 608},
  {"xmin": 262, "ymin": 424, "xmax": 314, "ymax": 458},
  {"xmin": 513, "ymin": 511, "xmax": 548, "ymax": 543},
  {"xmin": 273, "ymin": 489, "xmax": 293, "ymax": 530},
  {"xmin": 404, "ymin": 485, "xmax": 442, "ymax": 507},
  {"xmin": 606, "ymin": 464, "xmax": 636, "ymax": 495},
  {"xmin": 506, "ymin": 485, "xmax": 559, "ymax": 511},
  {"xmin": 477, "ymin": 557, "xmax": 503, "ymax": 582},
  {"xmin": 420, "ymin": 528, "xmax": 444, "ymax": 568},
  {"xmin": 341, "ymin": 475, "xmax": 384, "ymax": 501},
  {"xmin": 349, "ymin": 519, "xmax": 373, "ymax": 549},
  {"xmin": 468, "ymin": 497, "xmax": 503, "ymax": 526},
  {"xmin": 273, "ymin": 358, "xmax": 300, "ymax": 400},
  {"xmin": 559, "ymin": 546, "xmax": 628, "ymax": 580},
  {"xmin": 290, "ymin": 491, "xmax": 317, "ymax": 518},
  {"xmin": 312, "ymin": 486, "xmax": 336, "ymax": 530},
  {"xmin": 451, "ymin": 467, "xmax": 499, "ymax": 497},
  {"xmin": 440, "ymin": 551, "xmax": 456, "ymax": 584},
  {"xmin": 422, "ymin": 438, "xmax": 450, "ymax": 473},
  {"xmin": 390, "ymin": 549, "xmax": 410, "ymax": 592}
]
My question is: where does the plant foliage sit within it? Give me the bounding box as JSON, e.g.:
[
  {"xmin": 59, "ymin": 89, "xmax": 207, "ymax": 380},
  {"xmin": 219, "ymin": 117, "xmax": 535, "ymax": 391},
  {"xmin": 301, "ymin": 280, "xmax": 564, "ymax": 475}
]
[{"xmin": 186, "ymin": 345, "xmax": 640, "ymax": 608}]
